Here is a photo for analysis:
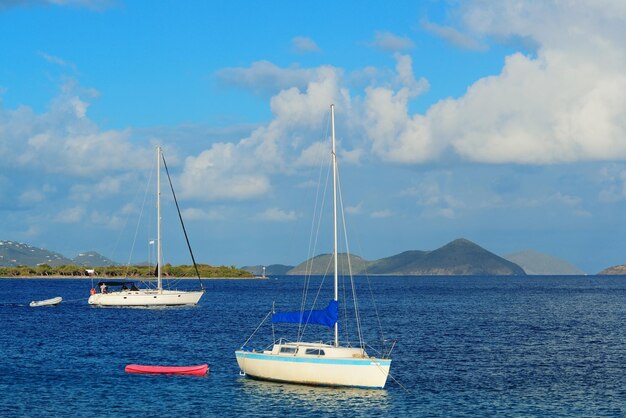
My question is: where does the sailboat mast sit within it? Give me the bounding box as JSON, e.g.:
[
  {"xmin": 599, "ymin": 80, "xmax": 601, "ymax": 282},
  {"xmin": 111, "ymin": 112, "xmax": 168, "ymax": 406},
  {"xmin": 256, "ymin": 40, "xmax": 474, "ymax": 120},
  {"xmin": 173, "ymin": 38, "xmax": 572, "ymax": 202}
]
[
  {"xmin": 157, "ymin": 146, "xmax": 162, "ymax": 292},
  {"xmin": 331, "ymin": 104, "xmax": 339, "ymax": 348}
]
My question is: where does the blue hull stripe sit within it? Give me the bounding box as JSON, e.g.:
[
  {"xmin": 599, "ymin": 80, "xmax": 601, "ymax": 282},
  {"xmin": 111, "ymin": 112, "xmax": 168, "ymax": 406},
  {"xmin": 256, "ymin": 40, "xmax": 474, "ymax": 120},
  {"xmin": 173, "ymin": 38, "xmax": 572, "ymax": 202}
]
[{"xmin": 236, "ymin": 352, "xmax": 391, "ymax": 366}]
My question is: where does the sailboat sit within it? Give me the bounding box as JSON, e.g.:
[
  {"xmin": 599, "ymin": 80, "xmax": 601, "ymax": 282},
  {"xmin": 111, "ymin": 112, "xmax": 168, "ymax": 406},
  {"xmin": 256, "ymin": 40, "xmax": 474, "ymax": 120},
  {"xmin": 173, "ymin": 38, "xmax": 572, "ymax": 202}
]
[
  {"xmin": 88, "ymin": 146, "xmax": 205, "ymax": 307},
  {"xmin": 235, "ymin": 105, "xmax": 392, "ymax": 388}
]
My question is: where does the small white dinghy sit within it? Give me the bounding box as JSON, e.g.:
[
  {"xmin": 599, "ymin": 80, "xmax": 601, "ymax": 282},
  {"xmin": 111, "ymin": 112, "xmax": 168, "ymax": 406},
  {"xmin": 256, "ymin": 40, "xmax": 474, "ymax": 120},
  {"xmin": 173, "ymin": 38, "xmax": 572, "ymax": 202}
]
[{"xmin": 29, "ymin": 297, "xmax": 62, "ymax": 307}]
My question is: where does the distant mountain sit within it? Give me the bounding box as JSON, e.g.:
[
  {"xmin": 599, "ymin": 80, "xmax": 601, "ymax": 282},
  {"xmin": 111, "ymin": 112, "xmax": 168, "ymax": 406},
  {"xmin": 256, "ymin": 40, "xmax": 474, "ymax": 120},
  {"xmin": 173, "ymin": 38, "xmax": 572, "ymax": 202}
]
[
  {"xmin": 72, "ymin": 251, "xmax": 117, "ymax": 267},
  {"xmin": 241, "ymin": 264, "xmax": 294, "ymax": 276},
  {"xmin": 0, "ymin": 240, "xmax": 72, "ymax": 267},
  {"xmin": 598, "ymin": 265, "xmax": 626, "ymax": 275},
  {"xmin": 372, "ymin": 238, "xmax": 525, "ymax": 275},
  {"xmin": 288, "ymin": 253, "xmax": 370, "ymax": 275},
  {"xmin": 284, "ymin": 238, "xmax": 526, "ymax": 276},
  {"xmin": 504, "ymin": 250, "xmax": 584, "ymax": 275}
]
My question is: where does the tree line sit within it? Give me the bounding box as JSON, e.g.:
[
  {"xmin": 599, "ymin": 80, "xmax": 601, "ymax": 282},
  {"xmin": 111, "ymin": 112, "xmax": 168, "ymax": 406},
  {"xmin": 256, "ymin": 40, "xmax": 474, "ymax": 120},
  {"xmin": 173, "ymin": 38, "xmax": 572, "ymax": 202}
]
[{"xmin": 0, "ymin": 263, "xmax": 252, "ymax": 278}]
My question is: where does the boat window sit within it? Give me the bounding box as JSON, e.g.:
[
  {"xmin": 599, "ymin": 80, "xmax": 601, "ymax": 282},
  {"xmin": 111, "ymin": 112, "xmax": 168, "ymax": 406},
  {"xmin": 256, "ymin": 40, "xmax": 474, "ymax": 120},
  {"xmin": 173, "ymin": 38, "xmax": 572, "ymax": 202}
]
[
  {"xmin": 305, "ymin": 349, "xmax": 325, "ymax": 356},
  {"xmin": 279, "ymin": 347, "xmax": 297, "ymax": 354}
]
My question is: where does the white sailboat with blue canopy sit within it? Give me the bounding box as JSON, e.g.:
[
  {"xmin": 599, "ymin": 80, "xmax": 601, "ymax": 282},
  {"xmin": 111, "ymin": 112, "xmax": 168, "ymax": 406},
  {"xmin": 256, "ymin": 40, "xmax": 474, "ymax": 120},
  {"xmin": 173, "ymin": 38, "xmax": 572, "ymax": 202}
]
[{"xmin": 235, "ymin": 105, "xmax": 392, "ymax": 389}]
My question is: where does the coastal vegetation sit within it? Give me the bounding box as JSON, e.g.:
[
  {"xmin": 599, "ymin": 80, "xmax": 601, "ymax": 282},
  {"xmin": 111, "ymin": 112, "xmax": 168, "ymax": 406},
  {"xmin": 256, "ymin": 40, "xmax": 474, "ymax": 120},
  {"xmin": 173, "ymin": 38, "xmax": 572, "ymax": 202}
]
[{"xmin": 0, "ymin": 263, "xmax": 252, "ymax": 278}]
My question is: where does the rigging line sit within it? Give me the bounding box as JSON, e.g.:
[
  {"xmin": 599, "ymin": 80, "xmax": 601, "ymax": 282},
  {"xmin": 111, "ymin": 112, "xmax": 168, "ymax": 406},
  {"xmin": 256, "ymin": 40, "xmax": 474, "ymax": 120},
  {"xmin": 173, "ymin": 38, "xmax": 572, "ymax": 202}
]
[
  {"xmin": 340, "ymin": 252, "xmax": 350, "ymax": 344},
  {"xmin": 301, "ymin": 112, "xmax": 331, "ymax": 315},
  {"xmin": 240, "ymin": 308, "xmax": 273, "ymax": 348},
  {"xmin": 386, "ymin": 369, "xmax": 410, "ymax": 393},
  {"xmin": 299, "ymin": 151, "xmax": 332, "ymax": 337},
  {"xmin": 299, "ymin": 156, "xmax": 324, "ymax": 336},
  {"xmin": 108, "ymin": 162, "xmax": 155, "ymax": 283},
  {"xmin": 298, "ymin": 258, "xmax": 332, "ymax": 342},
  {"xmin": 160, "ymin": 152, "xmax": 204, "ymax": 290},
  {"xmin": 352, "ymin": 228, "xmax": 386, "ymax": 354},
  {"xmin": 124, "ymin": 164, "xmax": 154, "ymax": 279},
  {"xmin": 336, "ymin": 163, "xmax": 365, "ymax": 350}
]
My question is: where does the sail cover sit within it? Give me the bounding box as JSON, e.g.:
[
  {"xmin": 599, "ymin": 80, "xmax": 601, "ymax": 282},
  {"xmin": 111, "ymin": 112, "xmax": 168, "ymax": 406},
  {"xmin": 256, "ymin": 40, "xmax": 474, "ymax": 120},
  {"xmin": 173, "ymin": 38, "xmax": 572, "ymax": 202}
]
[{"xmin": 272, "ymin": 300, "xmax": 338, "ymax": 328}]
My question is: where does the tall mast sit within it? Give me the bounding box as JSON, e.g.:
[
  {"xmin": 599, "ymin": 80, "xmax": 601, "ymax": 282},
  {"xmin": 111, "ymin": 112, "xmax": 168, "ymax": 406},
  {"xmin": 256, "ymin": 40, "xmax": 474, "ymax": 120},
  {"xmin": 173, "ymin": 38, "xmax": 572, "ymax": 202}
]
[
  {"xmin": 157, "ymin": 146, "xmax": 162, "ymax": 292},
  {"xmin": 331, "ymin": 104, "xmax": 338, "ymax": 348}
]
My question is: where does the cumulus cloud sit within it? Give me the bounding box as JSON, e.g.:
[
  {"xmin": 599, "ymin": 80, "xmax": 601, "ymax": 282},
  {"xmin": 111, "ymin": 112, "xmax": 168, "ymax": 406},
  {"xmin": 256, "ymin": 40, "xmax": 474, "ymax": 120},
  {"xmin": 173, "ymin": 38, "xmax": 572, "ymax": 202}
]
[
  {"xmin": 370, "ymin": 209, "xmax": 392, "ymax": 219},
  {"xmin": 257, "ymin": 207, "xmax": 298, "ymax": 222},
  {"xmin": 179, "ymin": 65, "xmax": 350, "ymax": 200},
  {"xmin": 216, "ymin": 61, "xmax": 338, "ymax": 96},
  {"xmin": 0, "ymin": 80, "xmax": 152, "ymax": 177},
  {"xmin": 345, "ymin": 202, "xmax": 363, "ymax": 215},
  {"xmin": 181, "ymin": 207, "xmax": 224, "ymax": 221},
  {"xmin": 421, "ymin": 20, "xmax": 486, "ymax": 51},
  {"xmin": 368, "ymin": 31, "xmax": 415, "ymax": 52},
  {"xmin": 406, "ymin": 0, "xmax": 626, "ymax": 165},
  {"xmin": 18, "ymin": 189, "xmax": 45, "ymax": 204},
  {"xmin": 54, "ymin": 206, "xmax": 85, "ymax": 223},
  {"xmin": 355, "ymin": 1, "xmax": 626, "ymax": 165},
  {"xmin": 179, "ymin": 143, "xmax": 271, "ymax": 200},
  {"xmin": 292, "ymin": 36, "xmax": 320, "ymax": 53},
  {"xmin": 362, "ymin": 55, "xmax": 434, "ymax": 163}
]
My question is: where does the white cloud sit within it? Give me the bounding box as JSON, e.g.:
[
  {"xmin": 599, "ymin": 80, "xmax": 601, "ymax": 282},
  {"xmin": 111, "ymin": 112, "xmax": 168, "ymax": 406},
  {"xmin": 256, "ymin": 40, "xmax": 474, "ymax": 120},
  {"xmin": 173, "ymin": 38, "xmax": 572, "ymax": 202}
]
[
  {"xmin": 433, "ymin": 51, "xmax": 626, "ymax": 164},
  {"xmin": 0, "ymin": 80, "xmax": 152, "ymax": 177},
  {"xmin": 370, "ymin": 209, "xmax": 392, "ymax": 219},
  {"xmin": 19, "ymin": 189, "xmax": 45, "ymax": 204},
  {"xmin": 598, "ymin": 165, "xmax": 626, "ymax": 202},
  {"xmin": 216, "ymin": 61, "xmax": 337, "ymax": 96},
  {"xmin": 180, "ymin": 65, "xmax": 349, "ymax": 200},
  {"xmin": 257, "ymin": 207, "xmax": 297, "ymax": 222},
  {"xmin": 426, "ymin": 1, "xmax": 626, "ymax": 164},
  {"xmin": 361, "ymin": 1, "xmax": 626, "ymax": 165},
  {"xmin": 70, "ymin": 175, "xmax": 128, "ymax": 200},
  {"xmin": 363, "ymin": 55, "xmax": 434, "ymax": 163},
  {"xmin": 90, "ymin": 209, "xmax": 124, "ymax": 229},
  {"xmin": 295, "ymin": 141, "xmax": 328, "ymax": 167},
  {"xmin": 345, "ymin": 202, "xmax": 363, "ymax": 215},
  {"xmin": 178, "ymin": 143, "xmax": 271, "ymax": 200},
  {"xmin": 181, "ymin": 207, "xmax": 224, "ymax": 221},
  {"xmin": 39, "ymin": 51, "xmax": 69, "ymax": 67},
  {"xmin": 54, "ymin": 206, "xmax": 85, "ymax": 223},
  {"xmin": 339, "ymin": 148, "xmax": 363, "ymax": 165},
  {"xmin": 421, "ymin": 20, "xmax": 486, "ymax": 51},
  {"xmin": 292, "ymin": 36, "xmax": 320, "ymax": 53},
  {"xmin": 297, "ymin": 180, "xmax": 318, "ymax": 189},
  {"xmin": 368, "ymin": 31, "xmax": 415, "ymax": 52}
]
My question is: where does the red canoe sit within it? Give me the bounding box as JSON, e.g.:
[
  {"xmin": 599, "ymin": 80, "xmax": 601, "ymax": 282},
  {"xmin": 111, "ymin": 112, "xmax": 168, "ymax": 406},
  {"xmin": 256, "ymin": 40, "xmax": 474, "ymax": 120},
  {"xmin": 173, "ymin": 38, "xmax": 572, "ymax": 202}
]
[{"xmin": 125, "ymin": 363, "xmax": 208, "ymax": 376}]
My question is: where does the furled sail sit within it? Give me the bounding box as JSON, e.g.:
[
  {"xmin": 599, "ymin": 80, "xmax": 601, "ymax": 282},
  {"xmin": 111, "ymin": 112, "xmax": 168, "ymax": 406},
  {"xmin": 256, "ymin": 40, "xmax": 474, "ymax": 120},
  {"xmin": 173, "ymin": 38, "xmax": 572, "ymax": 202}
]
[{"xmin": 272, "ymin": 300, "xmax": 338, "ymax": 328}]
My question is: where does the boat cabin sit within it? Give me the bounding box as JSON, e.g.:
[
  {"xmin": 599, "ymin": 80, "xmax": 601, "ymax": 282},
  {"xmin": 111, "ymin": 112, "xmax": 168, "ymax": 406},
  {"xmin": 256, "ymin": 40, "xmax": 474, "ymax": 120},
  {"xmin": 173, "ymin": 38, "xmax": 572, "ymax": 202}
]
[{"xmin": 96, "ymin": 281, "xmax": 140, "ymax": 293}]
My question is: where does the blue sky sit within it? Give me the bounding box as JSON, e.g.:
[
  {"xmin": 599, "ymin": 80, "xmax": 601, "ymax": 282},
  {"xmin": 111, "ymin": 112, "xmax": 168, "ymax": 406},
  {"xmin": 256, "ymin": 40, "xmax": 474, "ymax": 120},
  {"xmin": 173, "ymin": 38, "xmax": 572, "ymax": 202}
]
[{"xmin": 1, "ymin": 0, "xmax": 625, "ymax": 273}]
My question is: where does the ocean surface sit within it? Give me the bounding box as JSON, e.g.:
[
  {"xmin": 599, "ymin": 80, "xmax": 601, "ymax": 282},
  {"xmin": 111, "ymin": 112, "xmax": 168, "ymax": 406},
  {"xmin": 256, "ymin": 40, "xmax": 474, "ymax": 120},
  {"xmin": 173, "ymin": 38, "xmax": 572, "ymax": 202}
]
[{"xmin": 1, "ymin": 275, "xmax": 626, "ymax": 417}]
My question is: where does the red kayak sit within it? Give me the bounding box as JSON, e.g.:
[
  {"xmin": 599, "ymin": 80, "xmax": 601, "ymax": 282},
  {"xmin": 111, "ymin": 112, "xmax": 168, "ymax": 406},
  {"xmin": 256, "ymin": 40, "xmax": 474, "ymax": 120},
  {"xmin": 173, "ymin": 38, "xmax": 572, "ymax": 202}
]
[{"xmin": 125, "ymin": 363, "xmax": 208, "ymax": 376}]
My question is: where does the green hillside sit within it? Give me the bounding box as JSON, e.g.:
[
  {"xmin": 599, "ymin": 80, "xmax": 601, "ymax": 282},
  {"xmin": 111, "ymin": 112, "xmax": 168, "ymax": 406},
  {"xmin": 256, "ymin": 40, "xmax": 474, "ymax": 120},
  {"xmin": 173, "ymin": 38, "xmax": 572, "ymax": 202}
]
[
  {"xmin": 73, "ymin": 251, "xmax": 117, "ymax": 267},
  {"xmin": 0, "ymin": 241, "xmax": 72, "ymax": 267},
  {"xmin": 399, "ymin": 238, "xmax": 525, "ymax": 275},
  {"xmin": 367, "ymin": 250, "xmax": 428, "ymax": 274},
  {"xmin": 288, "ymin": 253, "xmax": 371, "ymax": 275}
]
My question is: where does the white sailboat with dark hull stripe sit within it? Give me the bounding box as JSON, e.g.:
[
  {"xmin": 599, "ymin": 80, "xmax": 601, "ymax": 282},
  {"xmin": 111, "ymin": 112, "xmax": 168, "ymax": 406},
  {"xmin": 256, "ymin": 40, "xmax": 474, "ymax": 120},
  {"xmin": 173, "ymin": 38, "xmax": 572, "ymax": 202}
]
[
  {"xmin": 88, "ymin": 146, "xmax": 204, "ymax": 307},
  {"xmin": 235, "ymin": 105, "xmax": 392, "ymax": 389}
]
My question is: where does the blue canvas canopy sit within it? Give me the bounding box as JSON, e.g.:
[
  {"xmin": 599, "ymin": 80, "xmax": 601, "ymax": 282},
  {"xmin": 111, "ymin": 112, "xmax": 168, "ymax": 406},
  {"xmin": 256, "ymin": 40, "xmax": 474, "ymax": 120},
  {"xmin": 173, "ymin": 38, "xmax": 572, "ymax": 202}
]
[{"xmin": 272, "ymin": 300, "xmax": 338, "ymax": 328}]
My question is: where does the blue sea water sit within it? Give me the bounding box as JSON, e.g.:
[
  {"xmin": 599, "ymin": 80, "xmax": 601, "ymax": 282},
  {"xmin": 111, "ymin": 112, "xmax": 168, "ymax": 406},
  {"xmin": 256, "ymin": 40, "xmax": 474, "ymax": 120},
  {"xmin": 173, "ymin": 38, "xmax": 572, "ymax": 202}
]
[{"xmin": 1, "ymin": 275, "xmax": 626, "ymax": 417}]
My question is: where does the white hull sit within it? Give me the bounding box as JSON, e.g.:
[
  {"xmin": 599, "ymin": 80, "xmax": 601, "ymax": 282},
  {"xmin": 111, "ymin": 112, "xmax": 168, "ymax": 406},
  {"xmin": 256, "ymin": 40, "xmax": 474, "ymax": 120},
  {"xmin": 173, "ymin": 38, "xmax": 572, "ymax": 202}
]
[
  {"xmin": 30, "ymin": 296, "xmax": 62, "ymax": 307},
  {"xmin": 235, "ymin": 342, "xmax": 391, "ymax": 389},
  {"xmin": 88, "ymin": 289, "xmax": 204, "ymax": 307}
]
